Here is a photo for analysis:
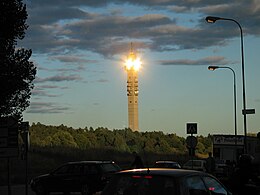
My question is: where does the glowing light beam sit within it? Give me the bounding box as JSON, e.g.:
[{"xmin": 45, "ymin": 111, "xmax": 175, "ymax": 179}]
[{"xmin": 125, "ymin": 53, "xmax": 142, "ymax": 71}]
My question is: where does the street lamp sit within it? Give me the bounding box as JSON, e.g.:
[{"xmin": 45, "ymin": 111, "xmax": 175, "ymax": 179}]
[
  {"xmin": 206, "ymin": 16, "xmax": 248, "ymax": 153},
  {"xmin": 208, "ymin": 65, "xmax": 238, "ymax": 159}
]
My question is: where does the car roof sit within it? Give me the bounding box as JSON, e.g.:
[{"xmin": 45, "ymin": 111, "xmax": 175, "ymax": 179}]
[
  {"xmin": 155, "ymin": 161, "xmax": 179, "ymax": 164},
  {"xmin": 117, "ymin": 168, "xmax": 207, "ymax": 178},
  {"xmin": 186, "ymin": 159, "xmax": 206, "ymax": 162},
  {"xmin": 64, "ymin": 161, "xmax": 116, "ymax": 165}
]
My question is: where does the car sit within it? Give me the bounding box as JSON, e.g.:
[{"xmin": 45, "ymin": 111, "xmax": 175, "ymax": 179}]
[
  {"xmin": 154, "ymin": 161, "xmax": 181, "ymax": 169},
  {"xmin": 30, "ymin": 161, "xmax": 121, "ymax": 195},
  {"xmin": 182, "ymin": 159, "xmax": 207, "ymax": 172},
  {"xmin": 101, "ymin": 168, "xmax": 232, "ymax": 195},
  {"xmin": 215, "ymin": 159, "xmax": 230, "ymax": 177}
]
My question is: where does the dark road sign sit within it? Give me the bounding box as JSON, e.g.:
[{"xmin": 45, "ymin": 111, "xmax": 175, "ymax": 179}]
[
  {"xmin": 187, "ymin": 123, "xmax": 197, "ymax": 134},
  {"xmin": 186, "ymin": 136, "xmax": 198, "ymax": 148},
  {"xmin": 0, "ymin": 117, "xmax": 18, "ymax": 157}
]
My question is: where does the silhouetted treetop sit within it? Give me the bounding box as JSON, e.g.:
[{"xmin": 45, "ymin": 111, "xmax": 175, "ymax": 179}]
[{"xmin": 0, "ymin": 0, "xmax": 36, "ymax": 119}]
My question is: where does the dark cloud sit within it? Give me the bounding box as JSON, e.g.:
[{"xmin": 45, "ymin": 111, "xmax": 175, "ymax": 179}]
[
  {"xmin": 31, "ymin": 85, "xmax": 69, "ymax": 97},
  {"xmin": 26, "ymin": 102, "xmax": 71, "ymax": 114},
  {"xmin": 36, "ymin": 13, "xmax": 172, "ymax": 55},
  {"xmin": 96, "ymin": 79, "xmax": 109, "ymax": 83},
  {"xmin": 27, "ymin": 6, "xmax": 91, "ymax": 25},
  {"xmin": 49, "ymin": 55, "xmax": 95, "ymax": 63},
  {"xmin": 28, "ymin": 0, "xmax": 232, "ymax": 8},
  {"xmin": 35, "ymin": 74, "xmax": 83, "ymax": 83},
  {"xmin": 21, "ymin": 0, "xmax": 260, "ymax": 58},
  {"xmin": 37, "ymin": 65, "xmax": 86, "ymax": 73},
  {"xmin": 158, "ymin": 56, "xmax": 231, "ymax": 66},
  {"xmin": 31, "ymin": 90, "xmax": 59, "ymax": 97},
  {"xmin": 36, "ymin": 85, "xmax": 67, "ymax": 89}
]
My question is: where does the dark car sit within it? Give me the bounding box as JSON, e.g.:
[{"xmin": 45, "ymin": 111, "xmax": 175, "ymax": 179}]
[
  {"xmin": 154, "ymin": 161, "xmax": 181, "ymax": 169},
  {"xmin": 30, "ymin": 161, "xmax": 121, "ymax": 195},
  {"xmin": 102, "ymin": 168, "xmax": 232, "ymax": 195}
]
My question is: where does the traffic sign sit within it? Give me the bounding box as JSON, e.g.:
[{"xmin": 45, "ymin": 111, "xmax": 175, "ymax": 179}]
[
  {"xmin": 242, "ymin": 109, "xmax": 255, "ymax": 115},
  {"xmin": 186, "ymin": 136, "xmax": 198, "ymax": 148},
  {"xmin": 0, "ymin": 117, "xmax": 18, "ymax": 158},
  {"xmin": 187, "ymin": 123, "xmax": 197, "ymax": 134},
  {"xmin": 0, "ymin": 116, "xmax": 18, "ymax": 127}
]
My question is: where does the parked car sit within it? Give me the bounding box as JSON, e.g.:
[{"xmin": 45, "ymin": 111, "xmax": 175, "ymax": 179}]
[
  {"xmin": 183, "ymin": 159, "xmax": 207, "ymax": 172},
  {"xmin": 101, "ymin": 168, "xmax": 232, "ymax": 195},
  {"xmin": 154, "ymin": 161, "xmax": 181, "ymax": 169},
  {"xmin": 215, "ymin": 159, "xmax": 230, "ymax": 177},
  {"xmin": 30, "ymin": 161, "xmax": 121, "ymax": 195}
]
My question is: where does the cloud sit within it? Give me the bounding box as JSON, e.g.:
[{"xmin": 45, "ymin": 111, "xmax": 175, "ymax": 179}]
[
  {"xmin": 31, "ymin": 90, "xmax": 61, "ymax": 97},
  {"xmin": 27, "ymin": 4, "xmax": 93, "ymax": 25},
  {"xmin": 28, "ymin": 0, "xmax": 233, "ymax": 8},
  {"xmin": 31, "ymin": 85, "xmax": 69, "ymax": 97},
  {"xmin": 158, "ymin": 56, "xmax": 231, "ymax": 66},
  {"xmin": 20, "ymin": 0, "xmax": 260, "ymax": 59},
  {"xmin": 35, "ymin": 74, "xmax": 83, "ymax": 83},
  {"xmin": 26, "ymin": 102, "xmax": 71, "ymax": 114},
  {"xmin": 96, "ymin": 79, "xmax": 109, "ymax": 83},
  {"xmin": 49, "ymin": 55, "xmax": 95, "ymax": 64},
  {"xmin": 37, "ymin": 64, "xmax": 86, "ymax": 73}
]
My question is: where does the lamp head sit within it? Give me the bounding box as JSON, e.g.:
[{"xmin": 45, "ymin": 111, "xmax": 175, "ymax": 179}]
[
  {"xmin": 208, "ymin": 66, "xmax": 219, "ymax": 71},
  {"xmin": 205, "ymin": 16, "xmax": 221, "ymax": 23}
]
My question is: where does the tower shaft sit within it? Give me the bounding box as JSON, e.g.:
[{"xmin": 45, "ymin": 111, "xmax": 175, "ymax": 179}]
[{"xmin": 127, "ymin": 69, "xmax": 139, "ymax": 131}]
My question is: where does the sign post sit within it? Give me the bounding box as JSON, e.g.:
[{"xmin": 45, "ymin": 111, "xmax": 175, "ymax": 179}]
[
  {"xmin": 0, "ymin": 116, "xmax": 18, "ymax": 195},
  {"xmin": 20, "ymin": 121, "xmax": 29, "ymax": 195},
  {"xmin": 186, "ymin": 123, "xmax": 198, "ymax": 169}
]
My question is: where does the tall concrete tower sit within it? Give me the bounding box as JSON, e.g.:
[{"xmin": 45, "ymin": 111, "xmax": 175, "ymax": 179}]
[{"xmin": 125, "ymin": 44, "xmax": 141, "ymax": 131}]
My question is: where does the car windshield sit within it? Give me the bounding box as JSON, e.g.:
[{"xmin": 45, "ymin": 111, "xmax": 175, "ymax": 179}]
[{"xmin": 102, "ymin": 174, "xmax": 177, "ymax": 195}]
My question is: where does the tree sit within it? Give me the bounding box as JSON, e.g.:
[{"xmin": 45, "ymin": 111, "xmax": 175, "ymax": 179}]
[
  {"xmin": 50, "ymin": 131, "xmax": 78, "ymax": 148},
  {"xmin": 0, "ymin": 0, "xmax": 36, "ymax": 119}
]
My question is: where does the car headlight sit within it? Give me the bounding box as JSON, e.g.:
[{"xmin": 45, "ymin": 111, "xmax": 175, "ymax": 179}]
[{"xmin": 30, "ymin": 178, "xmax": 39, "ymax": 186}]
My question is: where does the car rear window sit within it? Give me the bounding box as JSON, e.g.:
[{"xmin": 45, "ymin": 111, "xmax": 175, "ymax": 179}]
[
  {"xmin": 100, "ymin": 163, "xmax": 120, "ymax": 172},
  {"xmin": 102, "ymin": 174, "xmax": 177, "ymax": 195},
  {"xmin": 185, "ymin": 161, "xmax": 203, "ymax": 167}
]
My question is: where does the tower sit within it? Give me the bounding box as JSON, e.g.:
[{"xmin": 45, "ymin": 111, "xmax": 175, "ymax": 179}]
[{"xmin": 125, "ymin": 44, "xmax": 141, "ymax": 131}]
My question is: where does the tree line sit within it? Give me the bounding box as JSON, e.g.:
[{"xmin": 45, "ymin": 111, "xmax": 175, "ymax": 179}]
[{"xmin": 29, "ymin": 122, "xmax": 213, "ymax": 157}]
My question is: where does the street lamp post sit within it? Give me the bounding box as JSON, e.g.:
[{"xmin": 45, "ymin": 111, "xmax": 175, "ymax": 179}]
[
  {"xmin": 208, "ymin": 65, "xmax": 238, "ymax": 159},
  {"xmin": 205, "ymin": 16, "xmax": 248, "ymax": 154}
]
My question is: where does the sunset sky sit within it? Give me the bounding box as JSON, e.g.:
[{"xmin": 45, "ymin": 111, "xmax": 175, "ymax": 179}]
[{"xmin": 20, "ymin": 0, "xmax": 260, "ymax": 137}]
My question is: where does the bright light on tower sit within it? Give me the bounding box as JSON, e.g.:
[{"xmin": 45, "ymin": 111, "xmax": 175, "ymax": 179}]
[{"xmin": 125, "ymin": 53, "xmax": 142, "ymax": 71}]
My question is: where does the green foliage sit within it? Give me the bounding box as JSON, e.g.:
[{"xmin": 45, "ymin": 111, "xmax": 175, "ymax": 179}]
[
  {"xmin": 49, "ymin": 131, "xmax": 78, "ymax": 148},
  {"xmin": 29, "ymin": 123, "xmax": 212, "ymax": 156}
]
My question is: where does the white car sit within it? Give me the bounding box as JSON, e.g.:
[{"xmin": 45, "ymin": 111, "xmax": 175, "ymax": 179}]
[
  {"xmin": 154, "ymin": 161, "xmax": 182, "ymax": 169},
  {"xmin": 183, "ymin": 160, "xmax": 207, "ymax": 172},
  {"xmin": 215, "ymin": 159, "xmax": 230, "ymax": 177}
]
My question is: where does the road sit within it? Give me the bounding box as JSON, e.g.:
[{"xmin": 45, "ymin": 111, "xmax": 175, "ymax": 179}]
[
  {"xmin": 0, "ymin": 185, "xmax": 100, "ymax": 195},
  {"xmin": 0, "ymin": 185, "xmax": 35, "ymax": 195}
]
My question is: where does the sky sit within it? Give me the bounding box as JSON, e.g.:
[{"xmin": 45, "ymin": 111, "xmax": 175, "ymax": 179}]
[{"xmin": 19, "ymin": 0, "xmax": 260, "ymax": 137}]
